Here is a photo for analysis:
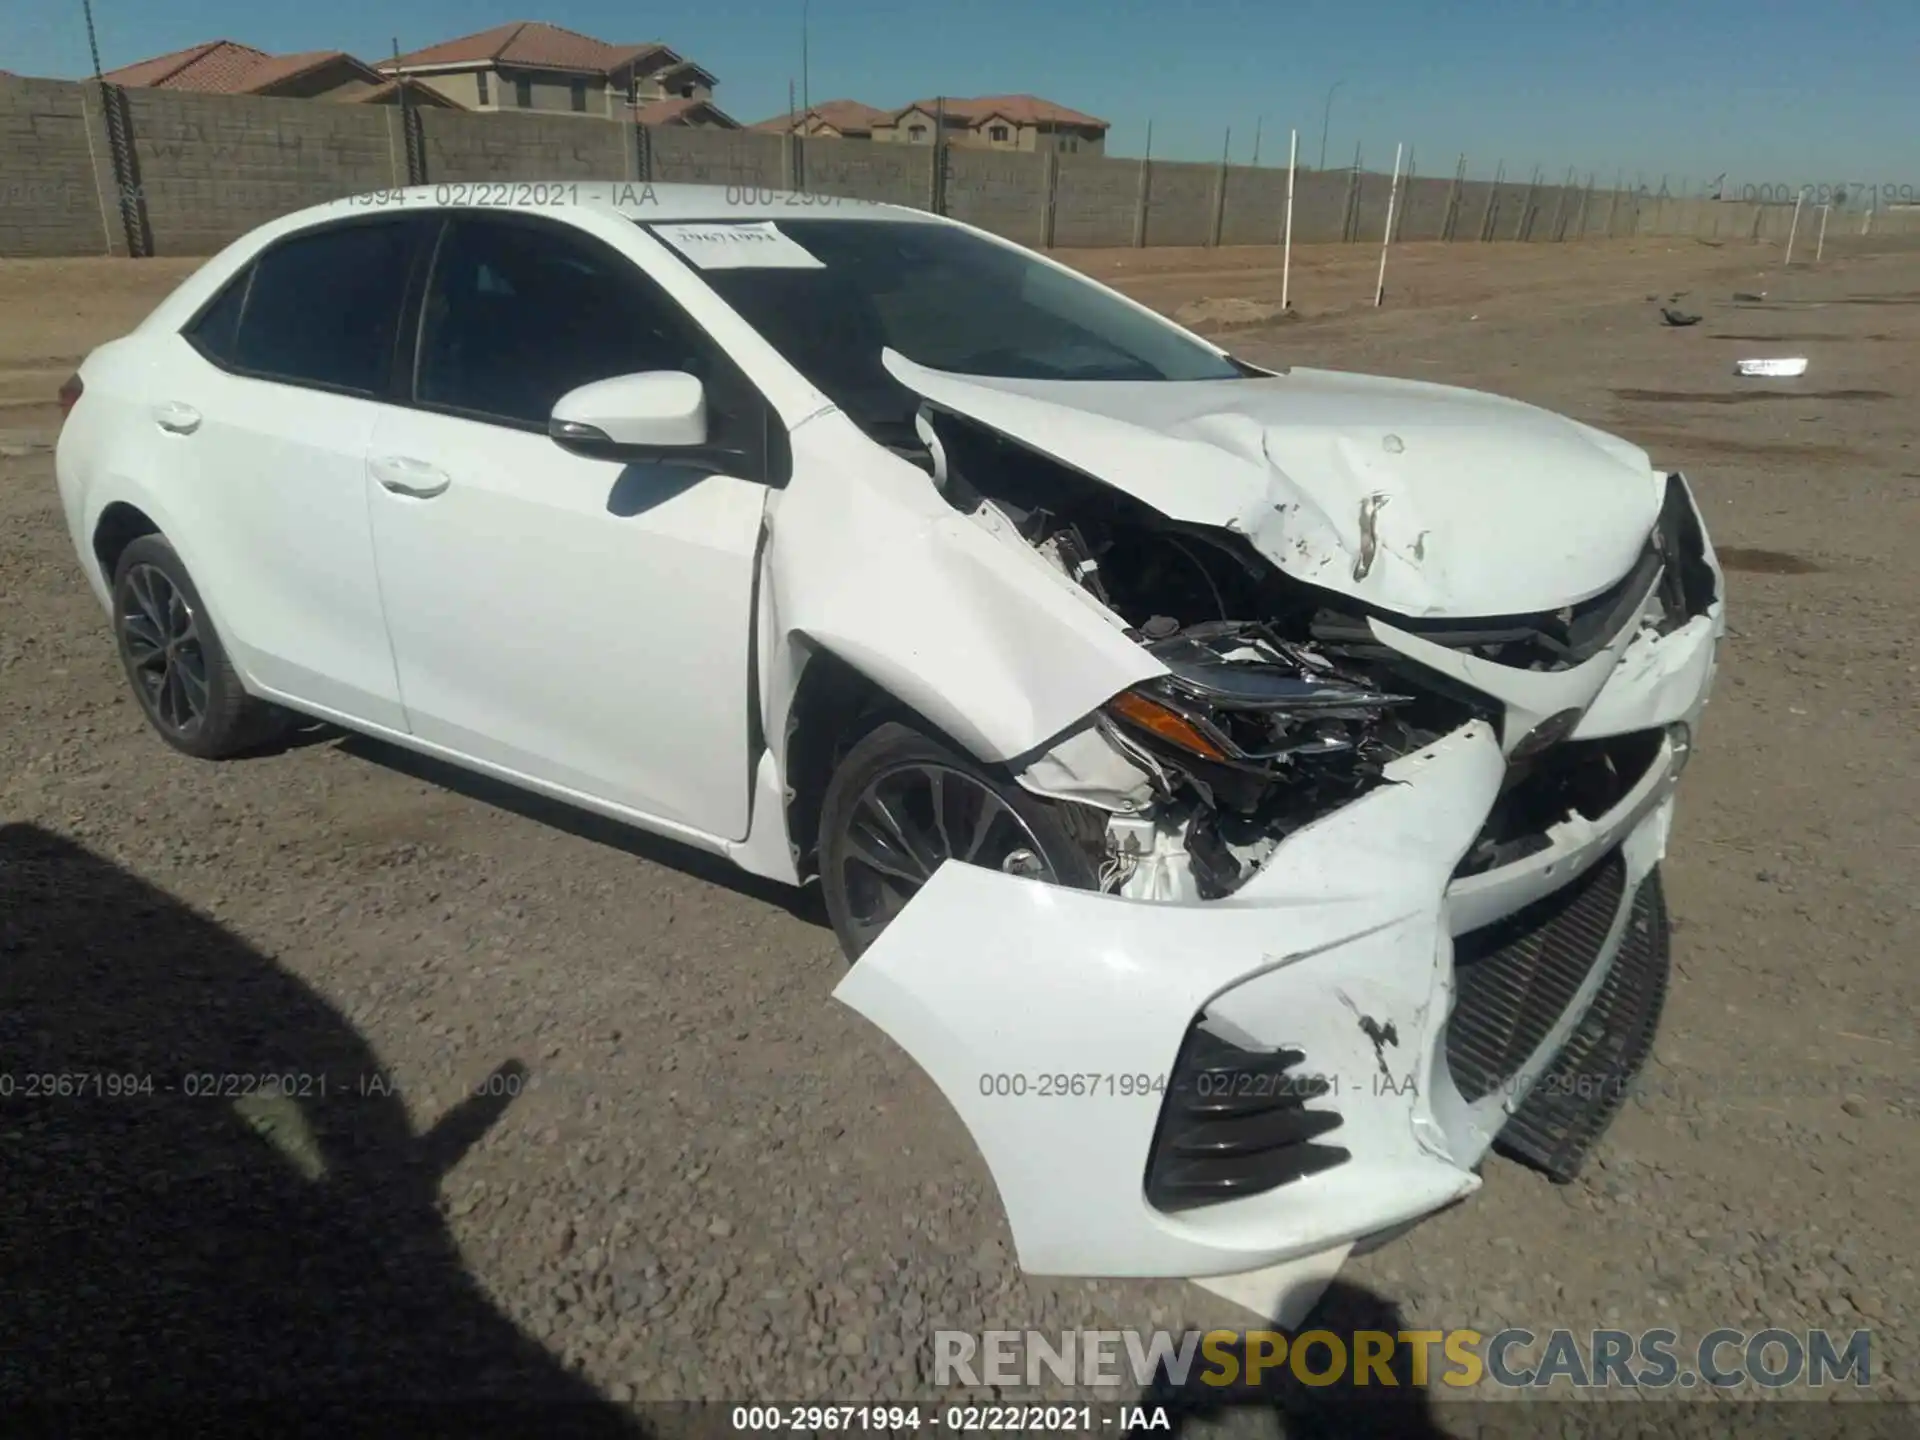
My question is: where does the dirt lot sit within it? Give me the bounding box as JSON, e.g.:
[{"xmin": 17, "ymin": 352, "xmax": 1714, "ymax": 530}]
[{"xmin": 2, "ymin": 234, "xmax": 1915, "ymax": 1425}]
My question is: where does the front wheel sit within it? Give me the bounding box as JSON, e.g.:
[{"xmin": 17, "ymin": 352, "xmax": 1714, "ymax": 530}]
[{"xmin": 817, "ymin": 720, "xmax": 1102, "ymax": 962}]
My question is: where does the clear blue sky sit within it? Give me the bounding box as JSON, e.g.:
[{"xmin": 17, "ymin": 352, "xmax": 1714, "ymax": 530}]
[{"xmin": 7, "ymin": 0, "xmax": 1913, "ymax": 186}]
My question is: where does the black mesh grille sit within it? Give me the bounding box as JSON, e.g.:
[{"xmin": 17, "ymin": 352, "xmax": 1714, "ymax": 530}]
[
  {"xmin": 1143, "ymin": 1028, "xmax": 1350, "ymax": 1214},
  {"xmin": 1444, "ymin": 850, "xmax": 1628, "ymax": 1103},
  {"xmin": 1496, "ymin": 869, "xmax": 1671, "ymax": 1181}
]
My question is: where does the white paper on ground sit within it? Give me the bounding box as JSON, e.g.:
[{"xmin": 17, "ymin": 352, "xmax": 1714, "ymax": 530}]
[
  {"xmin": 1735, "ymin": 357, "xmax": 1809, "ymax": 377},
  {"xmin": 653, "ymin": 221, "xmax": 826, "ymax": 270}
]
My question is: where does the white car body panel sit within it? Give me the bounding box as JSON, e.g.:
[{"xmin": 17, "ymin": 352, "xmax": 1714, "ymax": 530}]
[
  {"xmin": 365, "ymin": 404, "xmax": 768, "ymax": 838},
  {"xmin": 758, "ymin": 409, "xmax": 1164, "ymax": 767},
  {"xmin": 881, "ymin": 351, "xmax": 1666, "ymax": 619},
  {"xmin": 51, "ymin": 183, "xmax": 1726, "ymax": 1313},
  {"xmin": 75, "ymin": 333, "xmax": 408, "ymax": 729},
  {"xmin": 836, "ymin": 721, "xmax": 1683, "ymax": 1286}
]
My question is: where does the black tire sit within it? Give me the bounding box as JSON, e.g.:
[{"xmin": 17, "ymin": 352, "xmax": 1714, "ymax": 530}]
[
  {"xmin": 111, "ymin": 534, "xmax": 291, "ymax": 760},
  {"xmin": 818, "ymin": 719, "xmax": 1103, "ymax": 963}
]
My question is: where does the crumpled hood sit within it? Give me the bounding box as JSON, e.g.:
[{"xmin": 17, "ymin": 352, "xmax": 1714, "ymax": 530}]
[{"xmin": 882, "ymin": 351, "xmax": 1666, "ymax": 618}]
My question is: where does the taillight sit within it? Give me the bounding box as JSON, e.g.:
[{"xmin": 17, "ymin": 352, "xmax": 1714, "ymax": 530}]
[{"xmin": 58, "ymin": 373, "xmax": 84, "ymax": 419}]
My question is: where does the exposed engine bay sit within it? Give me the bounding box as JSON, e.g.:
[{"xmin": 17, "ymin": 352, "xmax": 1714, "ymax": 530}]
[{"xmin": 905, "ymin": 406, "xmax": 1499, "ymax": 900}]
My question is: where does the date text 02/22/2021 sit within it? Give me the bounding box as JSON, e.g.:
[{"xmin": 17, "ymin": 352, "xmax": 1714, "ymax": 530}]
[{"xmin": 729, "ymin": 1404, "xmax": 1171, "ymax": 1432}]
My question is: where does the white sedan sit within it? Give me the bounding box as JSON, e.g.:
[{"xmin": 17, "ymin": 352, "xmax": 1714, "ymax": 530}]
[{"xmin": 55, "ymin": 183, "xmax": 1723, "ymax": 1319}]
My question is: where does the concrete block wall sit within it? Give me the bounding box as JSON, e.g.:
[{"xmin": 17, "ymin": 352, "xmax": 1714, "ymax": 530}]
[
  {"xmin": 1393, "ymin": 176, "xmax": 1454, "ymax": 242},
  {"xmin": 1050, "ymin": 154, "xmax": 1144, "ymax": 247},
  {"xmin": 1283, "ymin": 171, "xmax": 1353, "ymax": 244},
  {"xmin": 124, "ymin": 89, "xmax": 398, "ymax": 255},
  {"xmin": 418, "ymin": 108, "xmax": 628, "ymax": 184},
  {"xmin": 943, "ymin": 149, "xmax": 1048, "ymax": 244},
  {"xmin": 0, "ymin": 76, "xmax": 118, "ymax": 257},
  {"xmin": 648, "ymin": 128, "xmax": 784, "ymax": 188},
  {"xmin": 794, "ymin": 138, "xmax": 930, "ymax": 206},
  {"xmin": 4, "ymin": 77, "xmax": 1871, "ymax": 262},
  {"xmin": 1218, "ymin": 162, "xmax": 1285, "ymax": 246},
  {"xmin": 1141, "ymin": 161, "xmax": 1215, "ymax": 247}
]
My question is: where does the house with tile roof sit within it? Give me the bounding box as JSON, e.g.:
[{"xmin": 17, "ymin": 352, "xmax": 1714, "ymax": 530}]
[
  {"xmin": 747, "ymin": 99, "xmax": 893, "ymax": 140},
  {"xmin": 873, "ymin": 96, "xmax": 1109, "ymax": 154},
  {"xmin": 379, "ymin": 21, "xmax": 736, "ymax": 127},
  {"xmin": 756, "ymin": 95, "xmax": 1108, "ymax": 154},
  {"xmin": 100, "ymin": 40, "xmax": 460, "ymax": 107}
]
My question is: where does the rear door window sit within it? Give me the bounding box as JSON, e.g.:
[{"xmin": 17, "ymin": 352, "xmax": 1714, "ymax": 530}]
[{"xmin": 221, "ymin": 220, "xmax": 420, "ymax": 395}]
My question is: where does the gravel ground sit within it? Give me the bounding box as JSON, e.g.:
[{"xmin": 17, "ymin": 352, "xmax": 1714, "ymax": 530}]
[{"xmin": 1, "ymin": 235, "xmax": 1914, "ymax": 1432}]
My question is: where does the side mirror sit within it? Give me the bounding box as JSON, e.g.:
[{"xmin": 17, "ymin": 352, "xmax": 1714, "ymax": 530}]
[{"xmin": 548, "ymin": 371, "xmax": 708, "ymax": 457}]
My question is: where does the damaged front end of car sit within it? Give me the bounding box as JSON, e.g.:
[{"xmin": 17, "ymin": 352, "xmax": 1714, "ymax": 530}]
[
  {"xmin": 820, "ymin": 360, "xmax": 1723, "ymax": 1321},
  {"xmin": 900, "ymin": 395, "xmax": 1498, "ymax": 905}
]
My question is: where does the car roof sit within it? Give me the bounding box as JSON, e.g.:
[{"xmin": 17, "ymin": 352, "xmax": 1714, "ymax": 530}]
[
  {"xmin": 291, "ymin": 181, "xmax": 942, "ymax": 229},
  {"xmin": 137, "ymin": 181, "xmax": 955, "ymax": 338}
]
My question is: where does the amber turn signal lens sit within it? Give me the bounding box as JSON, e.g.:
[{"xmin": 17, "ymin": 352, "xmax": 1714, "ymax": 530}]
[{"xmin": 1107, "ymin": 688, "xmax": 1230, "ymax": 762}]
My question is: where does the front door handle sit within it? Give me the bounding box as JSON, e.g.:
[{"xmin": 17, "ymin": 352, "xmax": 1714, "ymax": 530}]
[
  {"xmin": 370, "ymin": 455, "xmax": 451, "ymax": 500},
  {"xmin": 152, "ymin": 401, "xmax": 201, "ymax": 435}
]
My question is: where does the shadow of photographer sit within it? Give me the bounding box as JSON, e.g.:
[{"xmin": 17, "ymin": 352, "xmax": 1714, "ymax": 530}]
[
  {"xmin": 0, "ymin": 822, "xmax": 644, "ymax": 1432},
  {"xmin": 1131, "ymin": 1280, "xmax": 1459, "ymax": 1440}
]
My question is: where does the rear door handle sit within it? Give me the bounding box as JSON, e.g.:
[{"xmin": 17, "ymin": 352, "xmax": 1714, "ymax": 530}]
[
  {"xmin": 152, "ymin": 401, "xmax": 201, "ymax": 435},
  {"xmin": 370, "ymin": 455, "xmax": 451, "ymax": 500}
]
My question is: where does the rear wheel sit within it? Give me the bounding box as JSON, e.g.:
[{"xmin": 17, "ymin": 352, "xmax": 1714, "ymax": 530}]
[
  {"xmin": 112, "ymin": 534, "xmax": 291, "ymax": 759},
  {"xmin": 818, "ymin": 720, "xmax": 1102, "ymax": 962}
]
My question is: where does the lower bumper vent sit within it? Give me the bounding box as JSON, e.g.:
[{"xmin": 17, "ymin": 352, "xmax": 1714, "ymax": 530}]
[
  {"xmin": 1144, "ymin": 1026, "xmax": 1349, "ymax": 1214},
  {"xmin": 1445, "ymin": 849, "xmax": 1628, "ymax": 1103}
]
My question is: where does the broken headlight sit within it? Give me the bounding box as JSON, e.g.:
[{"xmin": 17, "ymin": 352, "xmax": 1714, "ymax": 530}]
[
  {"xmin": 1105, "ymin": 621, "xmax": 1411, "ymax": 774},
  {"xmin": 1099, "ymin": 623, "xmax": 1416, "ymax": 898}
]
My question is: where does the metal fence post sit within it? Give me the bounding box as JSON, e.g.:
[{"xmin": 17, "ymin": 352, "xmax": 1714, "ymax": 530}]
[
  {"xmin": 1547, "ymin": 165, "xmax": 1574, "ymax": 239},
  {"xmin": 1040, "ymin": 148, "xmax": 1059, "ymax": 249},
  {"xmin": 635, "ymin": 123, "xmax": 653, "ymax": 183},
  {"xmin": 1208, "ymin": 128, "xmax": 1230, "ymax": 247},
  {"xmin": 1339, "ymin": 142, "xmax": 1361, "ymax": 242},
  {"xmin": 1132, "ymin": 120, "xmax": 1154, "ymax": 247},
  {"xmin": 401, "ymin": 98, "xmax": 428, "ymax": 185},
  {"xmin": 1440, "ymin": 153, "xmax": 1464, "ymax": 242},
  {"xmin": 1393, "ymin": 150, "xmax": 1414, "ymax": 242},
  {"xmin": 1513, "ymin": 165, "xmax": 1539, "ymax": 241},
  {"xmin": 1478, "ymin": 160, "xmax": 1504, "ymax": 241},
  {"xmin": 930, "ymin": 96, "xmax": 947, "ymax": 215},
  {"xmin": 98, "ymin": 82, "xmax": 153, "ymax": 257}
]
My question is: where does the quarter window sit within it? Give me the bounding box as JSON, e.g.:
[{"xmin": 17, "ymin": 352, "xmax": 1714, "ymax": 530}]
[
  {"xmin": 184, "ymin": 267, "xmax": 250, "ymax": 365},
  {"xmin": 209, "ymin": 221, "xmax": 416, "ymax": 393}
]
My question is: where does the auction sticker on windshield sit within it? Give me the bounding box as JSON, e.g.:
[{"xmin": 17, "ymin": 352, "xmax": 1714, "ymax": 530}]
[{"xmin": 654, "ymin": 221, "xmax": 826, "ymax": 270}]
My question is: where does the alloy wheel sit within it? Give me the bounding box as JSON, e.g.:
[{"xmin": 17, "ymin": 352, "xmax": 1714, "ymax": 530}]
[
  {"xmin": 838, "ymin": 762, "xmax": 1056, "ymax": 955},
  {"xmin": 120, "ymin": 563, "xmax": 209, "ymax": 734}
]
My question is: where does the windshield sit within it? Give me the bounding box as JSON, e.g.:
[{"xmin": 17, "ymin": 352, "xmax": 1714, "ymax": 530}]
[{"xmin": 645, "ymin": 217, "xmax": 1246, "ymax": 436}]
